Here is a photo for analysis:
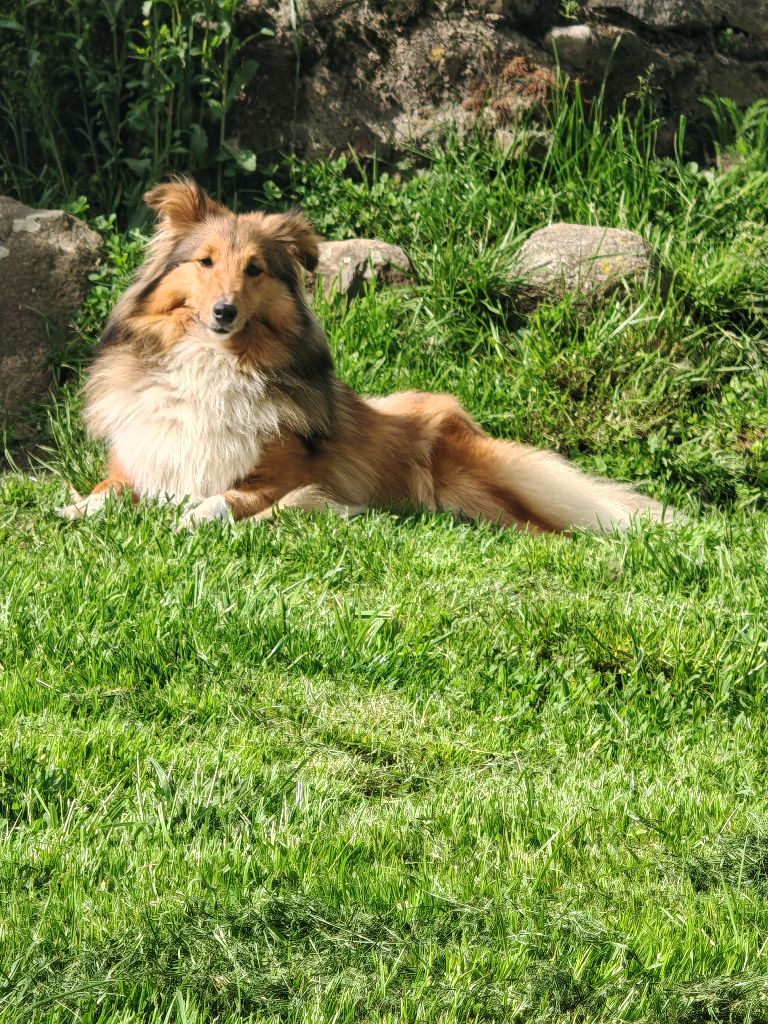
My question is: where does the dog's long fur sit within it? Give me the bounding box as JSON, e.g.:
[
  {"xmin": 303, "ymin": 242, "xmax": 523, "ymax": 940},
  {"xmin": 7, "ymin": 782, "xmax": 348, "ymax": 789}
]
[{"xmin": 59, "ymin": 178, "xmax": 669, "ymax": 532}]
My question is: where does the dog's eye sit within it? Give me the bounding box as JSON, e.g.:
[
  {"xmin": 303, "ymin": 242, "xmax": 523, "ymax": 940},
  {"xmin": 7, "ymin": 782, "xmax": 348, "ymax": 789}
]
[
  {"xmin": 245, "ymin": 263, "xmax": 262, "ymax": 278},
  {"xmin": 198, "ymin": 256, "xmax": 213, "ymax": 268}
]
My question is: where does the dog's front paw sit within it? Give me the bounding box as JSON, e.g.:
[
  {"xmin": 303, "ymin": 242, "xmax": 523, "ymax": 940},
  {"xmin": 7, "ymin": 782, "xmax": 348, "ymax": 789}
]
[
  {"xmin": 56, "ymin": 490, "xmax": 110, "ymax": 521},
  {"xmin": 177, "ymin": 495, "xmax": 233, "ymax": 531}
]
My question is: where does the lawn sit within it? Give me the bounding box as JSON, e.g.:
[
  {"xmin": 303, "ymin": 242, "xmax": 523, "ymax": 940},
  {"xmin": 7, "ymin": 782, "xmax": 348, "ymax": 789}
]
[{"xmin": 1, "ymin": 92, "xmax": 768, "ymax": 1022}]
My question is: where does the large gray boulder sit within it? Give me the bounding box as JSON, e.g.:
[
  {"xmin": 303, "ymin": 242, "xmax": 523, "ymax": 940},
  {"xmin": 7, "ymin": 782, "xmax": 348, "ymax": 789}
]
[
  {"xmin": 0, "ymin": 198, "xmax": 101, "ymax": 415},
  {"xmin": 309, "ymin": 239, "xmax": 411, "ymax": 298},
  {"xmin": 511, "ymin": 223, "xmax": 653, "ymax": 305}
]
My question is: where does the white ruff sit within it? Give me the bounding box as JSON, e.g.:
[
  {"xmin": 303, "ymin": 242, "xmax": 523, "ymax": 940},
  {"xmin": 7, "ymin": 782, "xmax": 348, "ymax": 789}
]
[{"xmin": 86, "ymin": 338, "xmax": 292, "ymax": 502}]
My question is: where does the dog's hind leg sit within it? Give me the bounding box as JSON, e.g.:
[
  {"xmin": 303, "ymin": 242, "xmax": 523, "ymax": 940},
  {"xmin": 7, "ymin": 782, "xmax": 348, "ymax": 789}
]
[{"xmin": 255, "ymin": 485, "xmax": 367, "ymax": 521}]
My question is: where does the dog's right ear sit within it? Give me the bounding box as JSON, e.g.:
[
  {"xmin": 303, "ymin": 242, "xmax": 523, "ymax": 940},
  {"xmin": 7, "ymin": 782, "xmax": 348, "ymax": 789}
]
[
  {"xmin": 279, "ymin": 209, "xmax": 322, "ymax": 272},
  {"xmin": 144, "ymin": 177, "xmax": 226, "ymax": 230}
]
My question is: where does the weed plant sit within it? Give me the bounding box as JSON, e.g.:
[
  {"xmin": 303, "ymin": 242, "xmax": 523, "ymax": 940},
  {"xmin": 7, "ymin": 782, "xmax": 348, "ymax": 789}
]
[
  {"xmin": 0, "ymin": 0, "xmax": 263, "ymax": 220},
  {"xmin": 2, "ymin": 91, "xmax": 768, "ymax": 1021}
]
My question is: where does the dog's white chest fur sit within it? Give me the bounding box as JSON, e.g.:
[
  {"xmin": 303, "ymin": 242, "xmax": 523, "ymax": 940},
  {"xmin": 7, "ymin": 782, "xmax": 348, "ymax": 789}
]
[{"xmin": 86, "ymin": 340, "xmax": 287, "ymax": 501}]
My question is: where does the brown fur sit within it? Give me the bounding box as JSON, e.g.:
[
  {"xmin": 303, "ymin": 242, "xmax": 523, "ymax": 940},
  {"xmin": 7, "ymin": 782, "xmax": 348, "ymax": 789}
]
[{"xmin": 58, "ymin": 178, "xmax": 670, "ymax": 532}]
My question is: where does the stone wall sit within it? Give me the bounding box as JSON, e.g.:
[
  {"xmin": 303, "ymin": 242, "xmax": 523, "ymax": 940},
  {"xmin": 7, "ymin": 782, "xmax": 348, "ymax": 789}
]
[{"xmin": 237, "ymin": 0, "xmax": 768, "ymax": 160}]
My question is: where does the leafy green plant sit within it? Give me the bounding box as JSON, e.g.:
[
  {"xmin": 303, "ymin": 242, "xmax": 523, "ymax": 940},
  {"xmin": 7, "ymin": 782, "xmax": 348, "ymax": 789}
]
[
  {"xmin": 701, "ymin": 95, "xmax": 768, "ymax": 173},
  {"xmin": 559, "ymin": 0, "xmax": 582, "ymax": 21},
  {"xmin": 0, "ymin": 0, "xmax": 266, "ymax": 221}
]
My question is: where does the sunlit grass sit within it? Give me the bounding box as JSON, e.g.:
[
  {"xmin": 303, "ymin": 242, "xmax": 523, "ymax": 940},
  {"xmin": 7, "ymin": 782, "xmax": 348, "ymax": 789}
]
[{"xmin": 2, "ymin": 91, "xmax": 768, "ymax": 1022}]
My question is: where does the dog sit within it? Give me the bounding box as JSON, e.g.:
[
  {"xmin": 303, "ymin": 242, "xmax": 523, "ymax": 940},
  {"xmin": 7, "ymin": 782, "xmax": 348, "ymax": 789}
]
[{"xmin": 57, "ymin": 177, "xmax": 670, "ymax": 533}]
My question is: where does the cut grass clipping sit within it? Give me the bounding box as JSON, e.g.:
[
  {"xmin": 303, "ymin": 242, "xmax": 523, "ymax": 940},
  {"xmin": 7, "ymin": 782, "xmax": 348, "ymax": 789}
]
[{"xmin": 2, "ymin": 90, "xmax": 768, "ymax": 1022}]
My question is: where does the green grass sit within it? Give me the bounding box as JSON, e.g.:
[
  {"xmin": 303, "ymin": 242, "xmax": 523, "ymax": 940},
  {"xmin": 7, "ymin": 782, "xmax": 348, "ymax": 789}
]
[{"xmin": 2, "ymin": 91, "xmax": 768, "ymax": 1022}]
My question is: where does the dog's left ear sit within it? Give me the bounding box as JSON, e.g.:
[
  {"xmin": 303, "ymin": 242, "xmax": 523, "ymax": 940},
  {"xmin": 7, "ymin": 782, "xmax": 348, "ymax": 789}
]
[
  {"xmin": 281, "ymin": 209, "xmax": 321, "ymax": 272},
  {"xmin": 144, "ymin": 177, "xmax": 227, "ymax": 230}
]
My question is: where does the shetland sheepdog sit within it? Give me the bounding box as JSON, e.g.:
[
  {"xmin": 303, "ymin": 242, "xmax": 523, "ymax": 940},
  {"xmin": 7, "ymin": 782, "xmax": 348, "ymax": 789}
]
[{"xmin": 58, "ymin": 178, "xmax": 669, "ymax": 532}]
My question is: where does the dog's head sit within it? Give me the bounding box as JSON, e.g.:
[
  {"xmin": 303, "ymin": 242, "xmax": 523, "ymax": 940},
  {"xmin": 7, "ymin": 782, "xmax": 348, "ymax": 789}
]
[
  {"xmin": 139, "ymin": 177, "xmax": 321, "ymax": 344},
  {"xmin": 97, "ymin": 178, "xmax": 335, "ymax": 437}
]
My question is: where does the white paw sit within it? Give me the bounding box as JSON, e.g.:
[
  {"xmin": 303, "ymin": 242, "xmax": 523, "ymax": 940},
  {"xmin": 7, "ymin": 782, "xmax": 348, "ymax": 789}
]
[
  {"xmin": 55, "ymin": 491, "xmax": 110, "ymax": 521},
  {"xmin": 177, "ymin": 494, "xmax": 233, "ymax": 530},
  {"xmin": 332, "ymin": 502, "xmax": 367, "ymax": 520}
]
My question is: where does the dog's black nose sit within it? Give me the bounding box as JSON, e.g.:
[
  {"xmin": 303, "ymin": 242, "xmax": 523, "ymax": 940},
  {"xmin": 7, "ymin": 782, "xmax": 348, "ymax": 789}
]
[{"xmin": 213, "ymin": 301, "xmax": 238, "ymax": 325}]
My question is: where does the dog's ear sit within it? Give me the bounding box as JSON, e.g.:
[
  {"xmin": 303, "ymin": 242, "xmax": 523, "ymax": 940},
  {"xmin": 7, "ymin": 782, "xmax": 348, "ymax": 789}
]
[
  {"xmin": 144, "ymin": 177, "xmax": 226, "ymax": 229},
  {"xmin": 280, "ymin": 209, "xmax": 321, "ymax": 272}
]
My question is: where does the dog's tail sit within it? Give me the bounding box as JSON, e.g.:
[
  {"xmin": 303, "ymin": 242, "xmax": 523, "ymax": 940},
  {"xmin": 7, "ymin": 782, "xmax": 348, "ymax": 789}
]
[{"xmin": 441, "ymin": 434, "xmax": 671, "ymax": 533}]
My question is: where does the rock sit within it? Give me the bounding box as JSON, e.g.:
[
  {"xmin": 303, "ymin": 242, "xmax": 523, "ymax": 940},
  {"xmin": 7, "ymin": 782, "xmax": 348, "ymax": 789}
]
[
  {"xmin": 546, "ymin": 23, "xmax": 655, "ymax": 105},
  {"xmin": 571, "ymin": 3, "xmax": 768, "ymax": 154},
  {"xmin": 237, "ymin": 3, "xmax": 555, "ymax": 161},
  {"xmin": 234, "ymin": 1, "xmax": 768, "ymax": 164},
  {"xmin": 546, "ymin": 23, "xmax": 651, "ymax": 75},
  {"xmin": 511, "ymin": 223, "xmax": 652, "ymax": 304},
  {"xmin": 308, "ymin": 239, "xmax": 411, "ymax": 298},
  {"xmin": 590, "ymin": 0, "xmax": 710, "ymax": 30},
  {"xmin": 585, "ymin": 0, "xmax": 767, "ymax": 38},
  {"xmin": 0, "ymin": 197, "xmax": 101, "ymax": 415}
]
